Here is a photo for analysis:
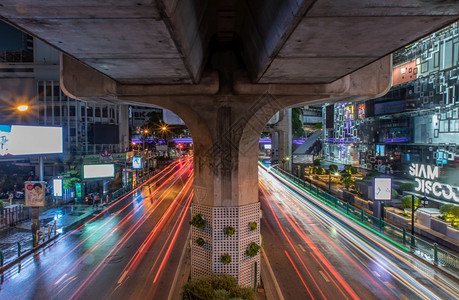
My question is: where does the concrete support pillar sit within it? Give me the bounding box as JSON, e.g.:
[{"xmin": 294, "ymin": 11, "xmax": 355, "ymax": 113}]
[
  {"xmin": 274, "ymin": 108, "xmax": 292, "ymax": 172},
  {"xmin": 186, "ymin": 99, "xmax": 280, "ymax": 287},
  {"xmin": 118, "ymin": 105, "xmax": 130, "ymax": 152},
  {"xmin": 60, "ymin": 53, "xmax": 392, "ymax": 287}
]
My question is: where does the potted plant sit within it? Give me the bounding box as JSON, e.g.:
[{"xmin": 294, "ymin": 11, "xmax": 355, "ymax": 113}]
[
  {"xmin": 196, "ymin": 237, "xmax": 205, "ymax": 246},
  {"xmin": 189, "ymin": 214, "xmax": 206, "ymax": 229},
  {"xmin": 225, "ymin": 226, "xmax": 235, "ymax": 237},
  {"xmin": 221, "ymin": 254, "xmax": 231, "ymax": 265},
  {"xmin": 246, "ymin": 242, "xmax": 261, "ymax": 257}
]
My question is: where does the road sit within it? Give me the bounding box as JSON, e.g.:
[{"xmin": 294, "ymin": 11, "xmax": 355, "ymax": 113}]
[
  {"xmin": 0, "ymin": 157, "xmax": 193, "ymax": 300},
  {"xmin": 259, "ymin": 166, "xmax": 459, "ymax": 300}
]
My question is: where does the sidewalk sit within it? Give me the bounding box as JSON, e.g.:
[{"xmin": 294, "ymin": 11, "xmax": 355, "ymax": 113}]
[{"xmin": 0, "ymin": 203, "xmax": 99, "ymax": 270}]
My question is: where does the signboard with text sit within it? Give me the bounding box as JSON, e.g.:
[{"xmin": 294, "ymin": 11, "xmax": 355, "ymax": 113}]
[{"xmin": 132, "ymin": 156, "xmax": 142, "ymax": 169}]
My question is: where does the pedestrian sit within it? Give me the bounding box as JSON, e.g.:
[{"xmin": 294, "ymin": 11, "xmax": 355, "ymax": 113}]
[{"xmin": 8, "ymin": 192, "xmax": 13, "ymax": 206}]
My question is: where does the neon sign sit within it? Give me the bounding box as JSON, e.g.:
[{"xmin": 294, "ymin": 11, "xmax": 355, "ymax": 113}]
[{"xmin": 409, "ymin": 163, "xmax": 459, "ymax": 202}]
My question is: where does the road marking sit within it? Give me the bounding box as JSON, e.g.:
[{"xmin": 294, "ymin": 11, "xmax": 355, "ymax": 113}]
[
  {"xmin": 400, "ymin": 295, "xmax": 408, "ymax": 300},
  {"xmin": 54, "ymin": 273, "xmax": 67, "ymax": 285},
  {"xmin": 385, "ymin": 282, "xmax": 395, "ymax": 289},
  {"xmin": 318, "ymin": 270, "xmax": 330, "ymax": 282},
  {"xmin": 298, "ymin": 244, "xmax": 306, "ymax": 252},
  {"xmin": 285, "ymin": 227, "xmax": 290, "ymax": 233},
  {"xmin": 118, "ymin": 271, "xmax": 129, "ymax": 284},
  {"xmin": 372, "ymin": 271, "xmax": 380, "ymax": 278}
]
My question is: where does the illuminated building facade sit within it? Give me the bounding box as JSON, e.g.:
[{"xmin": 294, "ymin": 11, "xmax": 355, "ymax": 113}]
[{"xmin": 323, "ymin": 21, "xmax": 459, "ymax": 205}]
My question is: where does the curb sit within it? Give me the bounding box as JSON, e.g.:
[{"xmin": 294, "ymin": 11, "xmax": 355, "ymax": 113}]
[
  {"xmin": 260, "ymin": 248, "xmax": 284, "ymax": 300},
  {"xmin": 1, "ymin": 233, "xmax": 61, "ymax": 272}
]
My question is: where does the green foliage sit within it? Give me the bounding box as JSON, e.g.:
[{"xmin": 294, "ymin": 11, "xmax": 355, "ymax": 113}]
[
  {"xmin": 350, "ymin": 167, "xmax": 357, "ymax": 174},
  {"xmin": 182, "ymin": 276, "xmax": 213, "ymax": 300},
  {"xmin": 225, "ymin": 226, "xmax": 235, "ymax": 237},
  {"xmin": 313, "ymin": 123, "xmax": 322, "ymax": 130},
  {"xmin": 196, "ymin": 237, "xmax": 205, "ymax": 246},
  {"xmin": 400, "ymin": 182, "xmax": 415, "ymax": 192},
  {"xmin": 213, "ymin": 289, "xmax": 231, "ymax": 300},
  {"xmin": 313, "ymin": 158, "xmax": 322, "ymax": 166},
  {"xmin": 451, "ymin": 206, "xmax": 459, "ymax": 219},
  {"xmin": 189, "ymin": 214, "xmax": 206, "ymax": 229},
  {"xmin": 61, "ymin": 169, "xmax": 81, "ymax": 190},
  {"xmin": 249, "ymin": 222, "xmax": 257, "ymax": 231},
  {"xmin": 292, "ymin": 108, "xmax": 304, "ymax": 137},
  {"xmin": 0, "ymin": 200, "xmax": 3, "ymax": 207},
  {"xmin": 221, "ymin": 254, "xmax": 231, "ymax": 265},
  {"xmin": 328, "ymin": 164, "xmax": 338, "ymax": 173},
  {"xmin": 400, "ymin": 195, "xmax": 420, "ymax": 209},
  {"xmin": 181, "ymin": 275, "xmax": 254, "ymax": 300},
  {"xmin": 440, "ymin": 204, "xmax": 454, "ymax": 215},
  {"xmin": 392, "ymin": 189, "xmax": 399, "ymax": 198},
  {"xmin": 316, "ymin": 167, "xmax": 325, "ymax": 175},
  {"xmin": 246, "ymin": 242, "xmax": 261, "ymax": 257},
  {"xmin": 341, "ymin": 177, "xmax": 354, "ymax": 190}
]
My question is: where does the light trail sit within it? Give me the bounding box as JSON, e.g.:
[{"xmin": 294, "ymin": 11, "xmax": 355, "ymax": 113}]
[
  {"xmin": 67, "ymin": 162, "xmax": 192, "ymax": 299},
  {"xmin": 260, "ymin": 166, "xmax": 459, "ymax": 300},
  {"xmin": 260, "ymin": 181, "xmax": 356, "ymax": 300},
  {"xmin": 37, "ymin": 158, "xmax": 192, "ymax": 289}
]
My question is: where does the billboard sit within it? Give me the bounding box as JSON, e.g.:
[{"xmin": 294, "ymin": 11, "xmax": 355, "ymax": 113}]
[
  {"xmin": 293, "ymin": 154, "xmax": 314, "ymax": 164},
  {"xmin": 25, "ymin": 181, "xmax": 46, "ymax": 207},
  {"xmin": 373, "ymin": 177, "xmax": 392, "ymax": 201},
  {"xmin": 132, "ymin": 156, "xmax": 142, "ymax": 169},
  {"xmin": 0, "ymin": 125, "xmax": 63, "ymax": 157},
  {"xmin": 83, "ymin": 164, "xmax": 115, "ymax": 179},
  {"xmin": 53, "ymin": 178, "xmax": 63, "ymax": 197}
]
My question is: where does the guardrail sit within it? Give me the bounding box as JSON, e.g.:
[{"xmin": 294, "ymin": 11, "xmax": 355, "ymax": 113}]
[
  {"xmin": 262, "ymin": 162, "xmax": 459, "ymax": 274},
  {"xmin": 111, "ymin": 170, "xmax": 156, "ymax": 201},
  {"xmin": 0, "ymin": 219, "xmax": 58, "ymax": 271}
]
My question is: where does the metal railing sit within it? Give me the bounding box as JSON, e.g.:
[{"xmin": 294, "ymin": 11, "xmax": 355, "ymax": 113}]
[
  {"xmin": 0, "ymin": 220, "xmax": 58, "ymax": 270},
  {"xmin": 263, "ymin": 163, "xmax": 459, "ymax": 274}
]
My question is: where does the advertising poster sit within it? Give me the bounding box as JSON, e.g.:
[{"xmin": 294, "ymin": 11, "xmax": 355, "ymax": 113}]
[
  {"xmin": 25, "ymin": 181, "xmax": 46, "ymax": 207},
  {"xmin": 132, "ymin": 156, "xmax": 142, "ymax": 169}
]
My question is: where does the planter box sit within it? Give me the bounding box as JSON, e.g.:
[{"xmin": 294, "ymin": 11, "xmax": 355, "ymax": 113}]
[
  {"xmin": 386, "ymin": 209, "xmax": 411, "ymax": 228},
  {"xmin": 343, "ymin": 190, "xmax": 355, "ymax": 202},
  {"xmin": 431, "ymin": 217, "xmax": 449, "ymax": 235},
  {"xmin": 446, "ymin": 225, "xmax": 459, "ymax": 241}
]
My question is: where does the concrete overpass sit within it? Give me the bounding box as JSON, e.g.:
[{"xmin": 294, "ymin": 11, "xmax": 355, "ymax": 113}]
[{"xmin": 1, "ymin": 0, "xmax": 458, "ymax": 286}]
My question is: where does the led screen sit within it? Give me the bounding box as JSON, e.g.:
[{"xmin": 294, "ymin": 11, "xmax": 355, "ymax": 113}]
[
  {"xmin": 264, "ymin": 144, "xmax": 272, "ymax": 150},
  {"xmin": 83, "ymin": 164, "xmax": 115, "ymax": 179},
  {"xmin": 53, "ymin": 178, "xmax": 63, "ymax": 197},
  {"xmin": 0, "ymin": 125, "xmax": 63, "ymax": 157}
]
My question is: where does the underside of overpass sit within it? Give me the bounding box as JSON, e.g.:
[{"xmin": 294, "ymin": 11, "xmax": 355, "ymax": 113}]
[{"xmin": 1, "ymin": 0, "xmax": 457, "ymax": 286}]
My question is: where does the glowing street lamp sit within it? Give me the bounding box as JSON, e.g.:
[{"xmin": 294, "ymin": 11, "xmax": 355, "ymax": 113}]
[{"xmin": 17, "ymin": 105, "xmax": 29, "ymax": 112}]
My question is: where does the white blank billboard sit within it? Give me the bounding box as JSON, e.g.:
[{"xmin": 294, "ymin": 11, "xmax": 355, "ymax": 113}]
[
  {"xmin": 0, "ymin": 125, "xmax": 63, "ymax": 157},
  {"xmin": 83, "ymin": 164, "xmax": 115, "ymax": 179}
]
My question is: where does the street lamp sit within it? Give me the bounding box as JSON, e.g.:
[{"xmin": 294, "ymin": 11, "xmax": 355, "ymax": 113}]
[{"xmin": 17, "ymin": 105, "xmax": 29, "ymax": 112}]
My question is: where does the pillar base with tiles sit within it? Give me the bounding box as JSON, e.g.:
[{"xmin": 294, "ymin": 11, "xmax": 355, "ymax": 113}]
[{"xmin": 190, "ymin": 203, "xmax": 261, "ymax": 287}]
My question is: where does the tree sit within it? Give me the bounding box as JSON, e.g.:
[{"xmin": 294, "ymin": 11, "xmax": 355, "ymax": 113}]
[
  {"xmin": 61, "ymin": 169, "xmax": 81, "ymax": 190},
  {"xmin": 329, "ymin": 164, "xmax": 338, "ymax": 174},
  {"xmin": 292, "ymin": 107, "xmax": 304, "ymax": 138},
  {"xmin": 400, "ymin": 195, "xmax": 420, "ymax": 209},
  {"xmin": 400, "ymin": 182, "xmax": 415, "ymax": 192}
]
